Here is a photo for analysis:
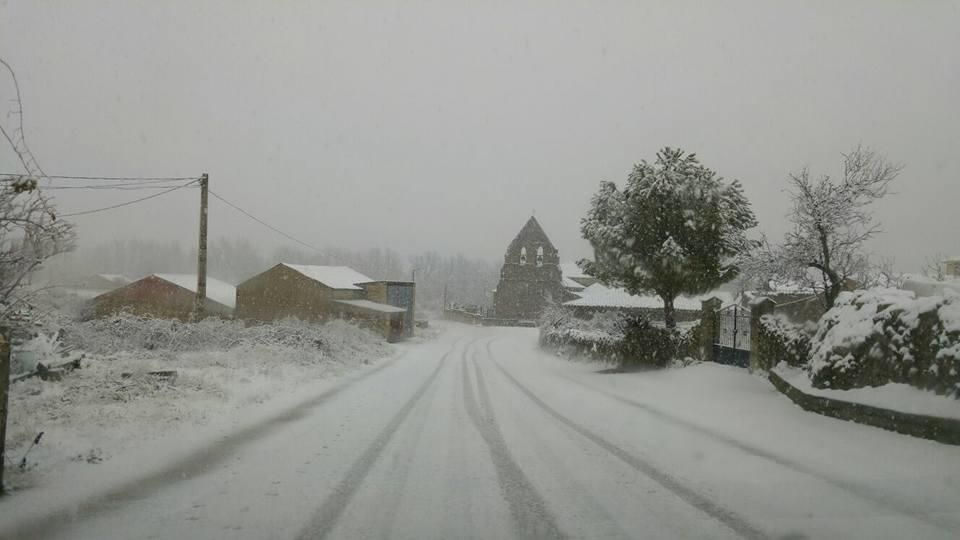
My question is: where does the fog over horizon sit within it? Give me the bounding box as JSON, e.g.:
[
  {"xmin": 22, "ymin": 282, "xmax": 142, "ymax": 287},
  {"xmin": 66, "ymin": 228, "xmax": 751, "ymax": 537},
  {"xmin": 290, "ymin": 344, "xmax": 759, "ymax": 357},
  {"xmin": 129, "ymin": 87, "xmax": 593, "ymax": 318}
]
[{"xmin": 2, "ymin": 1, "xmax": 958, "ymax": 272}]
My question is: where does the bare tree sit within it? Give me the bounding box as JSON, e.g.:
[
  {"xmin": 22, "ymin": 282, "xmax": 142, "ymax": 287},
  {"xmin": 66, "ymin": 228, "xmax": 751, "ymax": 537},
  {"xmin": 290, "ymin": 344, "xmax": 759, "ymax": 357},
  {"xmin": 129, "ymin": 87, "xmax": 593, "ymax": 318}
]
[
  {"xmin": 921, "ymin": 252, "xmax": 946, "ymax": 281},
  {"xmin": 0, "ymin": 177, "xmax": 75, "ymax": 319},
  {"xmin": 775, "ymin": 146, "xmax": 902, "ymax": 309},
  {"xmin": 856, "ymin": 256, "xmax": 904, "ymax": 289},
  {"xmin": 1, "ymin": 58, "xmax": 76, "ymax": 321}
]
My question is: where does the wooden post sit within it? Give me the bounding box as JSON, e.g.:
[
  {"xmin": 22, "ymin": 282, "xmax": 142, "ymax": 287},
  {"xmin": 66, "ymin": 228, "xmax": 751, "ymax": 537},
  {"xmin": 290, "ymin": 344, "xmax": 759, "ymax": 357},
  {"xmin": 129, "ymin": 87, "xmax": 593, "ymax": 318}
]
[
  {"xmin": 750, "ymin": 297, "xmax": 777, "ymax": 372},
  {"xmin": 0, "ymin": 329, "xmax": 9, "ymax": 494},
  {"xmin": 193, "ymin": 173, "xmax": 209, "ymax": 320}
]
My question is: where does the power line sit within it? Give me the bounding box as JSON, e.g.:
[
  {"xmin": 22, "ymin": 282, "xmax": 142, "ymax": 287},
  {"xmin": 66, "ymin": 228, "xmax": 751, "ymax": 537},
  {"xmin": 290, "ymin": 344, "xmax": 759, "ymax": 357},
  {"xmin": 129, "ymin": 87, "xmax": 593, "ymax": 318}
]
[
  {"xmin": 39, "ymin": 183, "xmax": 200, "ymax": 191},
  {"xmin": 208, "ymin": 189, "xmax": 324, "ymax": 254},
  {"xmin": 0, "ymin": 173, "xmax": 202, "ymax": 182},
  {"xmin": 60, "ymin": 179, "xmax": 199, "ymax": 218}
]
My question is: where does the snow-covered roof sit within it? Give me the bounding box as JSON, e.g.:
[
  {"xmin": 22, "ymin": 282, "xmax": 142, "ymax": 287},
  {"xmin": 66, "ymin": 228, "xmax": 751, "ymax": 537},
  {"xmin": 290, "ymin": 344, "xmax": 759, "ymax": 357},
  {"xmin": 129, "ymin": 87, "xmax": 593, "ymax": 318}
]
[
  {"xmin": 282, "ymin": 264, "xmax": 373, "ymax": 290},
  {"xmin": 152, "ymin": 274, "xmax": 236, "ymax": 308},
  {"xmin": 335, "ymin": 299, "xmax": 407, "ymax": 314},
  {"xmin": 560, "ymin": 262, "xmax": 592, "ymax": 290},
  {"xmin": 562, "ymin": 276, "xmax": 585, "ymax": 290},
  {"xmin": 564, "ymin": 283, "xmax": 733, "ymax": 311},
  {"xmin": 764, "ymin": 278, "xmax": 816, "ymax": 295},
  {"xmin": 944, "ymin": 256, "xmax": 960, "ymax": 263},
  {"xmin": 559, "ymin": 262, "xmax": 588, "ymax": 280},
  {"xmin": 901, "ymin": 274, "xmax": 960, "ymax": 298}
]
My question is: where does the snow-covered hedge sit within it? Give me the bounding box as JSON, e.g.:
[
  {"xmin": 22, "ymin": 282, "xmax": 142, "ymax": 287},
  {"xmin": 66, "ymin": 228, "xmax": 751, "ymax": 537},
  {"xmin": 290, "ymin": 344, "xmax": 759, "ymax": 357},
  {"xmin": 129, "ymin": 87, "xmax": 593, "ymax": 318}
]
[
  {"xmin": 757, "ymin": 313, "xmax": 817, "ymax": 369},
  {"xmin": 539, "ymin": 306, "xmax": 700, "ymax": 368},
  {"xmin": 809, "ymin": 288, "xmax": 960, "ymax": 396}
]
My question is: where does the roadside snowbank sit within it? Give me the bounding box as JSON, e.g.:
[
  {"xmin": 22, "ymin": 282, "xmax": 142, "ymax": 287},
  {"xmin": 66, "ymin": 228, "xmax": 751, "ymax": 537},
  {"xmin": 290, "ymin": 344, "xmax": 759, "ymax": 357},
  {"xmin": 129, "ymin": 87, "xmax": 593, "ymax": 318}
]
[{"xmin": 4, "ymin": 316, "xmax": 392, "ymax": 491}]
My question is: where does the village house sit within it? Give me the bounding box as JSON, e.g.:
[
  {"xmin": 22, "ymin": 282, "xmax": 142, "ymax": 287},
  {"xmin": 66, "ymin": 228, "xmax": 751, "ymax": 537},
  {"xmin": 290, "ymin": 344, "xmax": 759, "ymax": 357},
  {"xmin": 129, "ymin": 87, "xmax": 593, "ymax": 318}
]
[
  {"xmin": 91, "ymin": 273, "xmax": 235, "ymax": 320},
  {"xmin": 944, "ymin": 256, "xmax": 960, "ymax": 278},
  {"xmin": 559, "ymin": 262, "xmax": 597, "ymax": 294},
  {"xmin": 235, "ymin": 263, "xmax": 413, "ymax": 342},
  {"xmin": 492, "ymin": 217, "xmax": 569, "ymax": 321}
]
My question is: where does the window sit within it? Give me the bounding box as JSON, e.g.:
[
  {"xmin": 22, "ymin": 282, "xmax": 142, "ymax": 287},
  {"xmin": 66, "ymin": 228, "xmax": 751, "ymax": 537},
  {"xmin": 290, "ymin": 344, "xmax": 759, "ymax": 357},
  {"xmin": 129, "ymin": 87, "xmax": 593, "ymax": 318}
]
[
  {"xmin": 520, "ymin": 247, "xmax": 527, "ymax": 265},
  {"xmin": 536, "ymin": 246, "xmax": 544, "ymax": 267}
]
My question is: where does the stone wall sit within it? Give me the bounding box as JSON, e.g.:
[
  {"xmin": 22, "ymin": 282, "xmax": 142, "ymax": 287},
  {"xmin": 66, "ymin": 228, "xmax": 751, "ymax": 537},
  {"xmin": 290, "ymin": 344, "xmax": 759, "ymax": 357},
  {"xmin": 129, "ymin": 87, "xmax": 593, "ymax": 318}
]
[{"xmin": 769, "ymin": 370, "xmax": 960, "ymax": 445}]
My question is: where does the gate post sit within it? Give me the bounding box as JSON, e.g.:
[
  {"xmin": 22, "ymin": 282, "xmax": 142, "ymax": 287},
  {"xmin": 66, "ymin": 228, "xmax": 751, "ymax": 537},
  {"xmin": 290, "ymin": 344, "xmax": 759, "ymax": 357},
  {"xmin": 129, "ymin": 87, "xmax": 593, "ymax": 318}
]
[
  {"xmin": 750, "ymin": 297, "xmax": 776, "ymax": 372},
  {"xmin": 700, "ymin": 297, "xmax": 722, "ymax": 362}
]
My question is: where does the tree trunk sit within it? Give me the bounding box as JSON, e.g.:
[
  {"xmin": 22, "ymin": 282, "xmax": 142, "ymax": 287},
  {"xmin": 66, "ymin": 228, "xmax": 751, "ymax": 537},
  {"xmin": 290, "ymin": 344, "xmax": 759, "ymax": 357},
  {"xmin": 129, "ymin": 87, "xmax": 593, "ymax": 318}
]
[
  {"xmin": 825, "ymin": 279, "xmax": 843, "ymax": 310},
  {"xmin": 809, "ymin": 260, "xmax": 843, "ymax": 310},
  {"xmin": 662, "ymin": 296, "xmax": 676, "ymax": 329}
]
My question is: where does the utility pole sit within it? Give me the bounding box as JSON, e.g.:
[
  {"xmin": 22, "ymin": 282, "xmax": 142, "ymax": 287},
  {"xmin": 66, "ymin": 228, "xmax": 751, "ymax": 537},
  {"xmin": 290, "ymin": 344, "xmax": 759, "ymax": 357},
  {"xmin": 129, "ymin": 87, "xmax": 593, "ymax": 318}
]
[{"xmin": 193, "ymin": 173, "xmax": 209, "ymax": 320}]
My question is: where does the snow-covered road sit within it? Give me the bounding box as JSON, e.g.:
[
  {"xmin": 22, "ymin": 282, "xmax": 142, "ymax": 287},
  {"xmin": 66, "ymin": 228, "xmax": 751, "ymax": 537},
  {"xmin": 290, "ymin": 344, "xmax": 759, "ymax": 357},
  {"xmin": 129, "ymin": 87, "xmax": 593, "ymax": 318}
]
[{"xmin": 3, "ymin": 323, "xmax": 960, "ymax": 539}]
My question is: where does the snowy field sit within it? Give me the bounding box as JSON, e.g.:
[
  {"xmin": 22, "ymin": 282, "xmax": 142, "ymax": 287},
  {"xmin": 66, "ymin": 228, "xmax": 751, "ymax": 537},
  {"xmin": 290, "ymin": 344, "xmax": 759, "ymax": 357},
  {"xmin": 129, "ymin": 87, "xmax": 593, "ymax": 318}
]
[
  {"xmin": 3, "ymin": 316, "xmax": 396, "ymax": 492},
  {"xmin": 1, "ymin": 322, "xmax": 958, "ymax": 539}
]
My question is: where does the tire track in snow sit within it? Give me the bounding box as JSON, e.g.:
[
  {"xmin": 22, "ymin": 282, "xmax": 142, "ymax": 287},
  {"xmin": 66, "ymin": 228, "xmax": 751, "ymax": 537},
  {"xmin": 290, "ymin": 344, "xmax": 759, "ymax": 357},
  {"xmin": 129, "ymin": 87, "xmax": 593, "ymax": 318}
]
[
  {"xmin": 492, "ymin": 359, "xmax": 769, "ymax": 540},
  {"xmin": 0, "ymin": 349, "xmax": 411, "ymax": 540},
  {"xmin": 463, "ymin": 341, "xmax": 568, "ymax": 539},
  {"xmin": 296, "ymin": 340, "xmax": 457, "ymax": 540},
  {"xmin": 554, "ymin": 370, "xmax": 960, "ymax": 533},
  {"xmin": 477, "ymin": 339, "xmax": 636, "ymax": 540}
]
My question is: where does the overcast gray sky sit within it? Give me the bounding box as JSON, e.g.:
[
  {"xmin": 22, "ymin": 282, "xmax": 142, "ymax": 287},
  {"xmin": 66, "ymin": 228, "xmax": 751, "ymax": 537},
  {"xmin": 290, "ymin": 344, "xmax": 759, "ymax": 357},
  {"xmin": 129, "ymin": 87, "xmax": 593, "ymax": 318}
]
[{"xmin": 1, "ymin": 0, "xmax": 958, "ymax": 269}]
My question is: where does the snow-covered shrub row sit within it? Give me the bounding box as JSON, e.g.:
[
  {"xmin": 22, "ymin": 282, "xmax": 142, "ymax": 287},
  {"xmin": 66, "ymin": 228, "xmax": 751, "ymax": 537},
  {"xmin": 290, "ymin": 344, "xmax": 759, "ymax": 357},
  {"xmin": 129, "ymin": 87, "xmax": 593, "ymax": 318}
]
[
  {"xmin": 539, "ymin": 305, "xmax": 625, "ymax": 359},
  {"xmin": 539, "ymin": 305, "xmax": 700, "ymax": 368},
  {"xmin": 619, "ymin": 318, "xmax": 701, "ymax": 368},
  {"xmin": 757, "ymin": 313, "xmax": 816, "ymax": 369},
  {"xmin": 61, "ymin": 312, "xmax": 387, "ymax": 365},
  {"xmin": 809, "ymin": 288, "xmax": 960, "ymax": 396}
]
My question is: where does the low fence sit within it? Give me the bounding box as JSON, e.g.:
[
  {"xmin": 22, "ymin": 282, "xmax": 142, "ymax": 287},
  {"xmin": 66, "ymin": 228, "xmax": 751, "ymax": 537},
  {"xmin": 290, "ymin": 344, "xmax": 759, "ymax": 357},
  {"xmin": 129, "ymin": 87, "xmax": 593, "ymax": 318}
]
[{"xmin": 769, "ymin": 370, "xmax": 960, "ymax": 445}]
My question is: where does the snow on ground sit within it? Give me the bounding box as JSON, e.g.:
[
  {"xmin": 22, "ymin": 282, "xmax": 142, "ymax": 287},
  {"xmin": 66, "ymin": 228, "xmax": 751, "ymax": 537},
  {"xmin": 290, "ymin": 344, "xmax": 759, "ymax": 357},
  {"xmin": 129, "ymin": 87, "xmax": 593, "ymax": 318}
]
[
  {"xmin": 519, "ymin": 333, "xmax": 960, "ymax": 538},
  {"xmin": 775, "ymin": 364, "xmax": 960, "ymax": 420},
  {"xmin": 3, "ymin": 323, "xmax": 958, "ymax": 539},
  {"xmin": 3, "ymin": 317, "xmax": 393, "ymax": 492}
]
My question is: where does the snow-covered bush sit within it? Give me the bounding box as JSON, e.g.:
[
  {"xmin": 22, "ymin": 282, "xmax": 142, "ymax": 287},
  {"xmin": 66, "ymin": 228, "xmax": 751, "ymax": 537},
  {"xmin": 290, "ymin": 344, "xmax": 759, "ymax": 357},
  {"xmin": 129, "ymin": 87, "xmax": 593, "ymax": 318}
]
[
  {"xmin": 758, "ymin": 313, "xmax": 816, "ymax": 368},
  {"xmin": 539, "ymin": 305, "xmax": 627, "ymax": 359},
  {"xmin": 809, "ymin": 288, "xmax": 960, "ymax": 396},
  {"xmin": 539, "ymin": 305, "xmax": 700, "ymax": 368},
  {"xmin": 619, "ymin": 318, "xmax": 701, "ymax": 368}
]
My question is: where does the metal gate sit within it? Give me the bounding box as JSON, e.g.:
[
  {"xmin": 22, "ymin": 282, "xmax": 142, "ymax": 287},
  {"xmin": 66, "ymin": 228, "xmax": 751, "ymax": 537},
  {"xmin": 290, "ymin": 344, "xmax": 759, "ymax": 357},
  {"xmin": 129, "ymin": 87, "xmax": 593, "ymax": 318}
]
[{"xmin": 713, "ymin": 304, "xmax": 751, "ymax": 368}]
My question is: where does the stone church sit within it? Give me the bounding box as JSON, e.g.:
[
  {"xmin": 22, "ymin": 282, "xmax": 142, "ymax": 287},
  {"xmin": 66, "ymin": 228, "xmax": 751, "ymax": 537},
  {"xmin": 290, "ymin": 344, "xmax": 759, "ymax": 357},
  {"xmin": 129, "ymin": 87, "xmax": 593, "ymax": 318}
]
[{"xmin": 492, "ymin": 216, "xmax": 567, "ymax": 320}]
